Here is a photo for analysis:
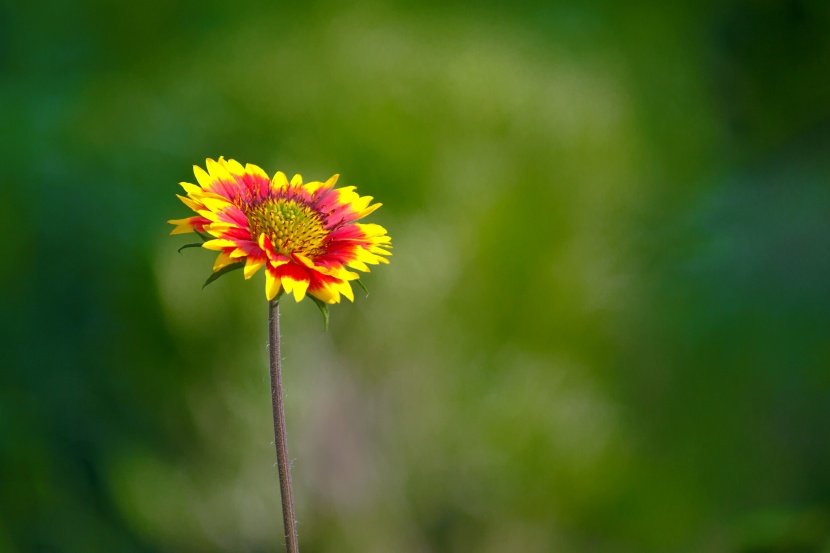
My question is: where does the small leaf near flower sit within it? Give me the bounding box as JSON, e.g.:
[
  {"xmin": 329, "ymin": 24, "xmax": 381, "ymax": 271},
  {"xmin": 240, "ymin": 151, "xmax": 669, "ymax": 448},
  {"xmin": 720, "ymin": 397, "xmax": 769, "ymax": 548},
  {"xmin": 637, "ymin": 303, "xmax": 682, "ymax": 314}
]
[
  {"xmin": 177, "ymin": 242, "xmax": 205, "ymax": 254},
  {"xmin": 203, "ymin": 261, "xmax": 246, "ymax": 289},
  {"xmin": 309, "ymin": 295, "xmax": 330, "ymax": 331}
]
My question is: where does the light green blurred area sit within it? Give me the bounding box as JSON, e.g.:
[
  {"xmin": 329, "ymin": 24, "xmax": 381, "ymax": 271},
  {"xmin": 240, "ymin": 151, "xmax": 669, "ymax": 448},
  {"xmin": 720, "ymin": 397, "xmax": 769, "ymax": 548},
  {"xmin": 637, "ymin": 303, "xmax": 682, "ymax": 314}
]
[{"xmin": 2, "ymin": 1, "xmax": 830, "ymax": 552}]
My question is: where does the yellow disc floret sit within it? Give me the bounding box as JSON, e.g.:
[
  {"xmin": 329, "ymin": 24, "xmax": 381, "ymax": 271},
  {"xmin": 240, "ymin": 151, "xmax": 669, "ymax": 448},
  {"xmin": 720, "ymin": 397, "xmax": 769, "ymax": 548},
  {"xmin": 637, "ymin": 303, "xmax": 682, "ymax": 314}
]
[{"xmin": 247, "ymin": 198, "xmax": 328, "ymax": 258}]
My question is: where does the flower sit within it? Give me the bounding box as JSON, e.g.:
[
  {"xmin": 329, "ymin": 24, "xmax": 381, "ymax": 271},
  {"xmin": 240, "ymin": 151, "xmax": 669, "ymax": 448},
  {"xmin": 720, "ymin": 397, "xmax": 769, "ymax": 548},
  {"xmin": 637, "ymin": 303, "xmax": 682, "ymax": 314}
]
[{"xmin": 169, "ymin": 157, "xmax": 391, "ymax": 303}]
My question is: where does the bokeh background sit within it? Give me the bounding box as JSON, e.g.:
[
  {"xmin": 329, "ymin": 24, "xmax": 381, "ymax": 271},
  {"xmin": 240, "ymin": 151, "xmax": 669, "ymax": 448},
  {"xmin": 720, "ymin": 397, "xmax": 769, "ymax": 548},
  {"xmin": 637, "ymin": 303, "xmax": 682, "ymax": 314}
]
[{"xmin": 2, "ymin": 1, "xmax": 830, "ymax": 551}]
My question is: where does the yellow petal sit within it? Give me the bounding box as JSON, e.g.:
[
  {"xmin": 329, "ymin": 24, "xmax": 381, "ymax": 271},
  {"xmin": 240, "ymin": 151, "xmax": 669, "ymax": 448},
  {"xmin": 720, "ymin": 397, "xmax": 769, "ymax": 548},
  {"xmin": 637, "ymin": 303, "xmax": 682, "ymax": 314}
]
[
  {"xmin": 336, "ymin": 280, "xmax": 354, "ymax": 302},
  {"xmin": 357, "ymin": 223, "xmax": 388, "ymax": 237},
  {"xmin": 309, "ymin": 284, "xmax": 339, "ymax": 304},
  {"xmin": 196, "ymin": 190, "xmax": 229, "ymax": 202},
  {"xmin": 168, "ymin": 218, "xmax": 195, "ymax": 235},
  {"xmin": 292, "ymin": 279, "xmax": 309, "ymax": 302},
  {"xmin": 355, "ymin": 247, "xmax": 383, "ymax": 265},
  {"xmin": 292, "ymin": 253, "xmax": 315, "ymax": 268},
  {"xmin": 206, "ymin": 222, "xmax": 239, "ymax": 232},
  {"xmin": 336, "ymin": 187, "xmax": 358, "ymax": 205},
  {"xmin": 331, "ymin": 266, "xmax": 360, "ymax": 281},
  {"xmin": 265, "ymin": 270, "xmax": 282, "ymax": 301},
  {"xmin": 355, "ymin": 247, "xmax": 390, "ymax": 265},
  {"xmin": 221, "ymin": 158, "xmax": 246, "ymax": 176},
  {"xmin": 350, "ymin": 195, "xmax": 373, "ymax": 213},
  {"xmin": 206, "ymin": 158, "xmax": 233, "ymax": 183},
  {"xmin": 290, "ymin": 174, "xmax": 303, "ymax": 186},
  {"xmin": 179, "ymin": 182, "xmax": 202, "ymax": 196},
  {"xmin": 272, "ymin": 171, "xmax": 288, "ymax": 188},
  {"xmin": 281, "ymin": 275, "xmax": 309, "ymax": 302},
  {"xmin": 201, "ymin": 196, "xmax": 232, "ymax": 212},
  {"xmin": 357, "ymin": 202, "xmax": 382, "ymax": 219},
  {"xmin": 306, "ymin": 174, "xmax": 338, "ymax": 195},
  {"xmin": 213, "ymin": 251, "xmax": 235, "ymax": 272},
  {"xmin": 196, "ymin": 209, "xmax": 220, "ymax": 222},
  {"xmin": 202, "ymin": 239, "xmax": 237, "ymax": 251},
  {"xmin": 246, "ymin": 163, "xmax": 268, "ymax": 179},
  {"xmin": 176, "ymin": 194, "xmax": 202, "ymax": 212},
  {"xmin": 244, "ymin": 256, "xmax": 265, "ymax": 279},
  {"xmin": 346, "ymin": 258, "xmax": 370, "ymax": 272},
  {"xmin": 303, "ymin": 180, "xmax": 324, "ymax": 194},
  {"xmin": 302, "ymin": 180, "xmax": 324, "ymax": 194},
  {"xmin": 193, "ymin": 165, "xmax": 214, "ymax": 189}
]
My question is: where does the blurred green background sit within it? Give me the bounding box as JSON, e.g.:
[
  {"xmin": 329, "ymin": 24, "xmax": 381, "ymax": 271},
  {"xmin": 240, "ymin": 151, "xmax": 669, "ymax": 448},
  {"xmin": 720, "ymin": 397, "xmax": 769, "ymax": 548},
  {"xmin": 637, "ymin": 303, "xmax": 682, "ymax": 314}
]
[{"xmin": 2, "ymin": 0, "xmax": 830, "ymax": 551}]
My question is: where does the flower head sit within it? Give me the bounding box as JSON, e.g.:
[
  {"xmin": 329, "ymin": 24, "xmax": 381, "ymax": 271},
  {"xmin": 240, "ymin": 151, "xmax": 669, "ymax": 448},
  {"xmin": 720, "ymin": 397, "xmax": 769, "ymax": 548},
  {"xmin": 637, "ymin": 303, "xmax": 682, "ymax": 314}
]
[{"xmin": 169, "ymin": 158, "xmax": 391, "ymax": 303}]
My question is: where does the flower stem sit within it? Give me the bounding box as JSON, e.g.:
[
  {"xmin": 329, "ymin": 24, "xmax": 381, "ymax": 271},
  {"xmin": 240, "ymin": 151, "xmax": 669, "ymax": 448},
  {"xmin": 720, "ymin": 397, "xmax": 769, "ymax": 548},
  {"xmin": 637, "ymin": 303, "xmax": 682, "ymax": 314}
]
[{"xmin": 268, "ymin": 299, "xmax": 300, "ymax": 553}]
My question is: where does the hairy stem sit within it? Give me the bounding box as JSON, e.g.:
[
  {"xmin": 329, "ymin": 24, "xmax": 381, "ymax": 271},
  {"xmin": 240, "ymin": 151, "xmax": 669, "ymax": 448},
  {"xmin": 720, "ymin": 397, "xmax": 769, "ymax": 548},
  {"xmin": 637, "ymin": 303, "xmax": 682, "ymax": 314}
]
[{"xmin": 268, "ymin": 299, "xmax": 300, "ymax": 553}]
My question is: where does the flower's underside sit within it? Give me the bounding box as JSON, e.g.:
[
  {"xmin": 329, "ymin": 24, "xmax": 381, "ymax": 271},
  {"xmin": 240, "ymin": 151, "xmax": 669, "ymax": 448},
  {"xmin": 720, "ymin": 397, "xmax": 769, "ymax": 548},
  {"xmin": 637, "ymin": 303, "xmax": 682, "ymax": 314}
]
[{"xmin": 169, "ymin": 158, "xmax": 391, "ymax": 303}]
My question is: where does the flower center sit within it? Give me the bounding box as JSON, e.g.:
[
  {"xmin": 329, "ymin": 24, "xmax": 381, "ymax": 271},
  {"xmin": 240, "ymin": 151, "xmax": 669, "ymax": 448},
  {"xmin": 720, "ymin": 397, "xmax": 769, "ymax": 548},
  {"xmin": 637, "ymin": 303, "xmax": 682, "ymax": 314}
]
[{"xmin": 246, "ymin": 198, "xmax": 328, "ymax": 258}]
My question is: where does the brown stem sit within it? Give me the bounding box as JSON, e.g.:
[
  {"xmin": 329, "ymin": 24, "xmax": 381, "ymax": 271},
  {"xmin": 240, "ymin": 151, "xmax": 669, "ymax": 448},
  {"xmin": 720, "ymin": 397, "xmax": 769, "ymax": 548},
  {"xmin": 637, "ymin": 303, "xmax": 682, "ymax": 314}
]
[{"xmin": 268, "ymin": 299, "xmax": 300, "ymax": 553}]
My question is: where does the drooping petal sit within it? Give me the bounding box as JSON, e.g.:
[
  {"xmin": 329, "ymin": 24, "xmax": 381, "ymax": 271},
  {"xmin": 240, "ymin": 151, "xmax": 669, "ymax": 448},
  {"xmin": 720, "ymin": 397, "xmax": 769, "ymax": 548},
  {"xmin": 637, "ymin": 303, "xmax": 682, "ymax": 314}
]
[
  {"xmin": 213, "ymin": 250, "xmax": 236, "ymax": 272},
  {"xmin": 244, "ymin": 254, "xmax": 266, "ymax": 279},
  {"xmin": 308, "ymin": 283, "xmax": 340, "ymax": 304},
  {"xmin": 265, "ymin": 267, "xmax": 282, "ymax": 301},
  {"xmin": 278, "ymin": 263, "xmax": 311, "ymax": 302}
]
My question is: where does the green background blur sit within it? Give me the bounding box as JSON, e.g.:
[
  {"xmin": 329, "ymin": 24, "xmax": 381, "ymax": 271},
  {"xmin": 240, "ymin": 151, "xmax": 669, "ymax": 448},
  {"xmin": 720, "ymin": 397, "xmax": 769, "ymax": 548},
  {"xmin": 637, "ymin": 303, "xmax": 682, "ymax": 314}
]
[{"xmin": 2, "ymin": 1, "xmax": 830, "ymax": 552}]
